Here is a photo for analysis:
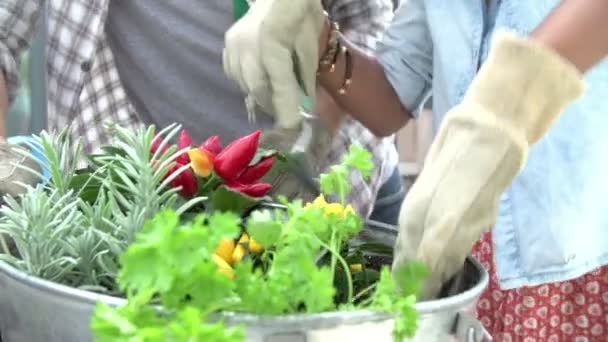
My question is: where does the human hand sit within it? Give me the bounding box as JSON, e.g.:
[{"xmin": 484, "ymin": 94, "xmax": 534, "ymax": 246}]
[
  {"xmin": 223, "ymin": 0, "xmax": 327, "ymax": 130},
  {"xmin": 392, "ymin": 31, "xmax": 585, "ymax": 299}
]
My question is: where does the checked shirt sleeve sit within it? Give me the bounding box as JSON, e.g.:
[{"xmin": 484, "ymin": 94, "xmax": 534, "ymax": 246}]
[{"xmin": 0, "ymin": 0, "xmax": 44, "ymax": 104}]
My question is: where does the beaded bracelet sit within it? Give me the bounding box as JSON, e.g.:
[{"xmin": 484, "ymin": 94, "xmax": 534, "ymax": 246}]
[
  {"xmin": 317, "ymin": 19, "xmax": 342, "ymax": 74},
  {"xmin": 337, "ymin": 44, "xmax": 353, "ymax": 95}
]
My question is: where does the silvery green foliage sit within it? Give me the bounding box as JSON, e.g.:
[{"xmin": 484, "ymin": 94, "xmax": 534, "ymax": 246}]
[{"xmin": 0, "ymin": 124, "xmax": 205, "ymax": 294}]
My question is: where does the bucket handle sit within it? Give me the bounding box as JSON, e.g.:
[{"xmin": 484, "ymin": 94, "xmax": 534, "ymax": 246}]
[{"xmin": 453, "ymin": 311, "xmax": 492, "ymax": 342}]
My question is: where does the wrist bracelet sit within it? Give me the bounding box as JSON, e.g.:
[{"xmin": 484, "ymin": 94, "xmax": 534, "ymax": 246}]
[
  {"xmin": 338, "ymin": 44, "xmax": 353, "ymax": 95},
  {"xmin": 318, "ymin": 19, "xmax": 341, "ymax": 75}
]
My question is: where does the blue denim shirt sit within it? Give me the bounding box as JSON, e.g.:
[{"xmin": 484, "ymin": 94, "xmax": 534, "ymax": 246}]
[{"xmin": 378, "ymin": 0, "xmax": 608, "ymax": 289}]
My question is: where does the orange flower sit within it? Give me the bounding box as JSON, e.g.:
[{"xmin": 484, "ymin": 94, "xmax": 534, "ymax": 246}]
[{"xmin": 187, "ymin": 148, "xmax": 214, "ymax": 177}]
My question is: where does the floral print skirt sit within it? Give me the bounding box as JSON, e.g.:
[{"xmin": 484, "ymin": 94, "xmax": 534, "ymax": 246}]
[{"xmin": 471, "ymin": 232, "xmax": 608, "ymax": 342}]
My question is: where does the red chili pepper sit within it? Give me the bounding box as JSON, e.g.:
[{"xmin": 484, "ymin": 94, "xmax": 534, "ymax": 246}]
[
  {"xmin": 214, "ymin": 130, "xmax": 261, "ymax": 181},
  {"xmin": 151, "ymin": 134, "xmax": 169, "ymax": 155},
  {"xmin": 236, "ymin": 155, "xmax": 275, "ymax": 184},
  {"xmin": 169, "ymin": 162, "xmax": 199, "ymax": 197},
  {"xmin": 176, "ymin": 130, "xmax": 194, "ymax": 164},
  {"xmin": 201, "ymin": 135, "xmax": 223, "ymax": 155},
  {"xmin": 228, "ymin": 182, "xmax": 272, "ymax": 197}
]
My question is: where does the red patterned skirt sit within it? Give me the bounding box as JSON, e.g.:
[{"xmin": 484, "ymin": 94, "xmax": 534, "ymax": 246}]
[{"xmin": 471, "ymin": 232, "xmax": 608, "ymax": 342}]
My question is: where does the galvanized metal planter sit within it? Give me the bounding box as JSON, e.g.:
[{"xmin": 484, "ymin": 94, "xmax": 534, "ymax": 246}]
[{"xmin": 0, "ymin": 256, "xmax": 490, "ymax": 342}]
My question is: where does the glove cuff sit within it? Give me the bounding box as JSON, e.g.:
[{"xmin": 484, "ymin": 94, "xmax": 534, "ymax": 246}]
[{"xmin": 465, "ymin": 30, "xmax": 585, "ymax": 144}]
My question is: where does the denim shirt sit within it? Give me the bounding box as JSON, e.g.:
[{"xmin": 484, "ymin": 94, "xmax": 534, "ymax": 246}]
[{"xmin": 378, "ymin": 0, "xmax": 608, "ymax": 289}]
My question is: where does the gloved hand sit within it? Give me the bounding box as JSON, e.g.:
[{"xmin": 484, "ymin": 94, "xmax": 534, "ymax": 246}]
[
  {"xmin": 223, "ymin": 0, "xmax": 326, "ymax": 130},
  {"xmin": 0, "ymin": 140, "xmax": 43, "ymax": 200},
  {"xmin": 258, "ymin": 113, "xmax": 333, "ymax": 203},
  {"xmin": 393, "ymin": 31, "xmax": 585, "ymax": 299}
]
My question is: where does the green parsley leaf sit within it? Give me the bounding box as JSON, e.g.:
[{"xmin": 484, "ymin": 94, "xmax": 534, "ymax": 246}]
[
  {"xmin": 118, "ymin": 210, "xmax": 182, "ymax": 293},
  {"xmin": 246, "ymin": 210, "xmax": 282, "ymax": 247},
  {"xmin": 368, "ymin": 263, "xmax": 429, "ymax": 342},
  {"xmin": 167, "ymin": 306, "xmax": 244, "ymax": 342},
  {"xmin": 342, "ymin": 144, "xmax": 374, "ymax": 180},
  {"xmin": 393, "ymin": 260, "xmax": 431, "ymax": 298},
  {"xmin": 319, "ymin": 165, "xmax": 350, "ymax": 200}
]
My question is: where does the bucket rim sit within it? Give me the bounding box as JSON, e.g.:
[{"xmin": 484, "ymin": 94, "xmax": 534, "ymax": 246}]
[{"xmin": 0, "ymin": 256, "xmax": 488, "ymax": 326}]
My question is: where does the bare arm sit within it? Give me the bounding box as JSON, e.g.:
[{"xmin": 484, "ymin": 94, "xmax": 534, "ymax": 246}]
[
  {"xmin": 317, "ymin": 0, "xmax": 608, "ymax": 138},
  {"xmin": 315, "ymin": 87, "xmax": 344, "ymax": 134},
  {"xmin": 531, "ymin": 0, "xmax": 608, "ymax": 73},
  {"xmin": 317, "ymin": 28, "xmax": 412, "ymax": 137},
  {"xmin": 316, "ymin": 0, "xmax": 396, "ymax": 136}
]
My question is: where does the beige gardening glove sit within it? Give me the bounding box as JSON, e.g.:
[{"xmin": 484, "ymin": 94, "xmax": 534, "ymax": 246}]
[
  {"xmin": 393, "ymin": 31, "xmax": 586, "ymax": 300},
  {"xmin": 223, "ymin": 0, "xmax": 326, "ymax": 130},
  {"xmin": 224, "ymin": 0, "xmax": 332, "ymax": 202}
]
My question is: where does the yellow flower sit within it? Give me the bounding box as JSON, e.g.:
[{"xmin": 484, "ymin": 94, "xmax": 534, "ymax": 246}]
[
  {"xmin": 350, "ymin": 264, "xmax": 363, "ymax": 273},
  {"xmin": 231, "ymin": 243, "xmax": 246, "ymax": 265},
  {"xmin": 187, "ymin": 148, "xmax": 214, "ymax": 177},
  {"xmin": 239, "ymin": 233, "xmax": 264, "ymax": 254},
  {"xmin": 215, "ymin": 239, "xmax": 235, "ymax": 264},
  {"xmin": 305, "ymin": 195, "xmax": 356, "ymax": 218},
  {"xmin": 212, "ymin": 254, "xmax": 235, "ymax": 279},
  {"xmin": 324, "ymin": 203, "xmax": 345, "ymax": 216},
  {"xmin": 312, "ymin": 195, "xmax": 328, "ymax": 207}
]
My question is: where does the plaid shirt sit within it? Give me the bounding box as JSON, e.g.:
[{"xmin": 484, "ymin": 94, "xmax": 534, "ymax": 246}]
[{"xmin": 0, "ymin": 0, "xmax": 398, "ymax": 218}]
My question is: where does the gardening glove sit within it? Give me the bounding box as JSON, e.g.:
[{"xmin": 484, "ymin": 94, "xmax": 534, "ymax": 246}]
[
  {"xmin": 0, "ymin": 141, "xmax": 42, "ymax": 201},
  {"xmin": 258, "ymin": 113, "xmax": 333, "ymax": 204},
  {"xmin": 223, "ymin": 0, "xmax": 333, "ymax": 202},
  {"xmin": 223, "ymin": 0, "xmax": 326, "ymax": 130},
  {"xmin": 392, "ymin": 31, "xmax": 585, "ymax": 300}
]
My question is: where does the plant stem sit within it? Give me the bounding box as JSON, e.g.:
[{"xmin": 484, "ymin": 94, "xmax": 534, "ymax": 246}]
[
  {"xmin": 316, "ymin": 238, "xmax": 353, "ymax": 303},
  {"xmin": 352, "ymin": 283, "xmax": 378, "ymax": 304}
]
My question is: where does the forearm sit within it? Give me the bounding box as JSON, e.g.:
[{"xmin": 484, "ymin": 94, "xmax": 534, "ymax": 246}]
[
  {"xmin": 317, "ymin": 23, "xmax": 412, "ymax": 137},
  {"xmin": 314, "ymin": 87, "xmax": 345, "ymax": 135},
  {"xmin": 531, "ymin": 0, "xmax": 608, "ymax": 73}
]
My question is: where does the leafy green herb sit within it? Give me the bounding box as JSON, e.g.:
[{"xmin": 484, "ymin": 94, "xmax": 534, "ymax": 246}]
[
  {"xmin": 0, "ymin": 124, "xmax": 205, "ymax": 294},
  {"xmin": 93, "ymin": 210, "xmax": 243, "ymax": 341},
  {"xmin": 90, "ymin": 143, "xmax": 428, "ymax": 342},
  {"xmin": 369, "ymin": 268, "xmax": 420, "ymax": 341}
]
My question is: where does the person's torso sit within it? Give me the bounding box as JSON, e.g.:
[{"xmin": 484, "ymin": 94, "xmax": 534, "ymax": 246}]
[
  {"xmin": 104, "ymin": 0, "xmax": 273, "ymax": 143},
  {"xmin": 424, "ymin": 0, "xmax": 608, "ymax": 288},
  {"xmin": 42, "ymin": 0, "xmax": 398, "ymax": 216}
]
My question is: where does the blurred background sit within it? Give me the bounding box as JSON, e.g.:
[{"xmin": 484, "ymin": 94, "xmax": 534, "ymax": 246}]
[{"xmin": 7, "ymin": 2, "xmax": 431, "ymax": 184}]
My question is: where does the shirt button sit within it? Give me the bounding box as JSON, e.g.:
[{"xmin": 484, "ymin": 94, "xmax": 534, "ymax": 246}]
[{"xmin": 80, "ymin": 60, "xmax": 92, "ymax": 72}]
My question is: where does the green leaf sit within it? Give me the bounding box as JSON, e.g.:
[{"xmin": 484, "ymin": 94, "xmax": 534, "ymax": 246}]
[
  {"xmin": 249, "ymin": 148, "xmax": 278, "ymax": 165},
  {"xmin": 118, "ymin": 210, "xmax": 186, "ymax": 293},
  {"xmin": 167, "ymin": 306, "xmax": 244, "ymax": 342},
  {"xmin": 343, "ymin": 144, "xmax": 374, "ymax": 180},
  {"xmin": 209, "ymin": 185, "xmax": 261, "ymax": 214},
  {"xmin": 350, "ymin": 242, "xmax": 395, "ymax": 258},
  {"xmin": 319, "ymin": 165, "xmax": 350, "ymax": 199},
  {"xmin": 67, "ymin": 172, "xmax": 104, "ymax": 203},
  {"xmin": 161, "ymin": 262, "xmax": 235, "ymax": 310},
  {"xmin": 393, "ymin": 260, "xmax": 430, "ymax": 298},
  {"xmin": 246, "ymin": 210, "xmax": 282, "ymax": 246},
  {"xmin": 206, "ymin": 212, "xmax": 242, "ymax": 242},
  {"xmin": 368, "ymin": 264, "xmax": 428, "ymax": 341}
]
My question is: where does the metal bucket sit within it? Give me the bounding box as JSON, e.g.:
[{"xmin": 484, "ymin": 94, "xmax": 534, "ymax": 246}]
[{"xmin": 0, "ymin": 254, "xmax": 490, "ymax": 342}]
